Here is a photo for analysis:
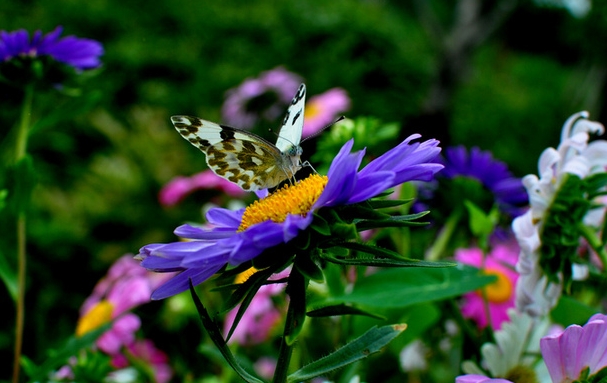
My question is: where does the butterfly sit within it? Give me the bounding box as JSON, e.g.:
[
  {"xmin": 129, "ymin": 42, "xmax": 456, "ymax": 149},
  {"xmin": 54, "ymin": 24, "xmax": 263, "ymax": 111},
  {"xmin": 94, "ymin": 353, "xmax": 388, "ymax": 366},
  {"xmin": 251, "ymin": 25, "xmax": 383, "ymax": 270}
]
[{"xmin": 171, "ymin": 83, "xmax": 306, "ymax": 191}]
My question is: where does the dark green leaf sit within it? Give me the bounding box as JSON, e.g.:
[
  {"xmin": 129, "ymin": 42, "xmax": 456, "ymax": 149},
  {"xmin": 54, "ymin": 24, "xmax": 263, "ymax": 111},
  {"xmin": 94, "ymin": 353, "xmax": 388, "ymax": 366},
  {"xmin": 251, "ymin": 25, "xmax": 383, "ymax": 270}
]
[
  {"xmin": 189, "ymin": 280, "xmax": 264, "ymax": 383},
  {"xmin": 323, "ymin": 266, "xmax": 494, "ymax": 308},
  {"xmin": 25, "ymin": 323, "xmax": 111, "ymax": 382},
  {"xmin": 311, "ymin": 213, "xmax": 331, "ymax": 236},
  {"xmin": 367, "ymin": 198, "xmax": 414, "ymax": 209},
  {"xmin": 294, "ymin": 251, "xmax": 324, "ymax": 282},
  {"xmin": 285, "ymin": 268, "xmax": 308, "ymax": 345},
  {"xmin": 307, "ymin": 304, "xmax": 385, "ymax": 320},
  {"xmin": 0, "ymin": 248, "xmax": 17, "ymax": 301},
  {"xmin": 287, "ymin": 324, "xmax": 406, "ymax": 383}
]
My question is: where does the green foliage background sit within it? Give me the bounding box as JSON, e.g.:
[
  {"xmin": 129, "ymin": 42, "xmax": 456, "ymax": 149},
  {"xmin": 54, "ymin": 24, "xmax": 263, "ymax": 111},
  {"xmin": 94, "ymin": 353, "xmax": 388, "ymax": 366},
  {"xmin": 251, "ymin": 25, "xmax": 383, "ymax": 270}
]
[{"xmin": 1, "ymin": 0, "xmax": 607, "ymax": 381}]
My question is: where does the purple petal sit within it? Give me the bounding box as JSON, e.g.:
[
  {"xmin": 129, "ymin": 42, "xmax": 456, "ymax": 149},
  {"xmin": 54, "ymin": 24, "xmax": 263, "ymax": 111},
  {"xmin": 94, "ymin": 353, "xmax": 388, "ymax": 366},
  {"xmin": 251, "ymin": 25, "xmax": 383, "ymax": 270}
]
[{"xmin": 150, "ymin": 264, "xmax": 225, "ymax": 300}]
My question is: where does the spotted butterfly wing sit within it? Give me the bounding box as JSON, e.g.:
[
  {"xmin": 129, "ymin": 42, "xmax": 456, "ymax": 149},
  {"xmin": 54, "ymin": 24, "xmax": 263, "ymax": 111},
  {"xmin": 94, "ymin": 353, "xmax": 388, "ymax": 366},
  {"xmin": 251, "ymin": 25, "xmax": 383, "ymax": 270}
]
[{"xmin": 171, "ymin": 84, "xmax": 307, "ymax": 191}]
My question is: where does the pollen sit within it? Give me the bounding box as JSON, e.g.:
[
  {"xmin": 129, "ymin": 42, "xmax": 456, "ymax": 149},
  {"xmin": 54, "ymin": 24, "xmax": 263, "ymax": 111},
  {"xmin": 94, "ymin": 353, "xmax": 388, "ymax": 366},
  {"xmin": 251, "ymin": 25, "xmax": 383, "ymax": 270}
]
[
  {"xmin": 481, "ymin": 268, "xmax": 513, "ymax": 303},
  {"xmin": 75, "ymin": 300, "xmax": 114, "ymax": 337},
  {"xmin": 304, "ymin": 101, "xmax": 322, "ymax": 119},
  {"xmin": 238, "ymin": 174, "xmax": 328, "ymax": 232},
  {"xmin": 235, "ymin": 267, "xmax": 259, "ymax": 284}
]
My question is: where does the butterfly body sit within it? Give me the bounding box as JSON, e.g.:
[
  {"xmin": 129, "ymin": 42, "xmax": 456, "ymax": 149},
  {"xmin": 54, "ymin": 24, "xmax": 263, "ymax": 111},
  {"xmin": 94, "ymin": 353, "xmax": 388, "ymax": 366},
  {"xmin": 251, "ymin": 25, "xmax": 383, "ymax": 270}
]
[{"xmin": 171, "ymin": 84, "xmax": 306, "ymax": 191}]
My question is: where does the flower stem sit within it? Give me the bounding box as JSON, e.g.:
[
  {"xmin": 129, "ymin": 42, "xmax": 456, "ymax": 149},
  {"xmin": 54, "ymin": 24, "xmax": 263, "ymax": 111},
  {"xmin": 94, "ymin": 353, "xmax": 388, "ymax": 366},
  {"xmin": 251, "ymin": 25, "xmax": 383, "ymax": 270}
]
[
  {"xmin": 12, "ymin": 83, "xmax": 34, "ymax": 383},
  {"xmin": 577, "ymin": 222, "xmax": 607, "ymax": 270},
  {"xmin": 426, "ymin": 206, "xmax": 463, "ymax": 261},
  {"xmin": 273, "ymin": 266, "xmax": 307, "ymax": 383}
]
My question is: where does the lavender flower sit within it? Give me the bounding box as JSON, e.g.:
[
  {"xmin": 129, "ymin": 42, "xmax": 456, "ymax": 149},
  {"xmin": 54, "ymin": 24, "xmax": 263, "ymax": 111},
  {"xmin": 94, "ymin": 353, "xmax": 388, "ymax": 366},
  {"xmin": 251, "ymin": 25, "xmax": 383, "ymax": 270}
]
[
  {"xmin": 440, "ymin": 146, "xmax": 528, "ymax": 216},
  {"xmin": 139, "ymin": 135, "xmax": 443, "ymax": 299},
  {"xmin": 302, "ymin": 87, "xmax": 350, "ymax": 138},
  {"xmin": 221, "ymin": 67, "xmax": 302, "ymax": 129},
  {"xmin": 0, "ymin": 26, "xmax": 103, "ymax": 70}
]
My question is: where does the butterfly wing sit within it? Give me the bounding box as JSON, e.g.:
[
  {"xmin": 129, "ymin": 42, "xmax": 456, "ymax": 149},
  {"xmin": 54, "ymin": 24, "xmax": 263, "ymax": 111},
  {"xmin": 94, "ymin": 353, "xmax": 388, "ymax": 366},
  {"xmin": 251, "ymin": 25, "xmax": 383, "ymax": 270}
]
[
  {"xmin": 171, "ymin": 115, "xmax": 294, "ymax": 191},
  {"xmin": 275, "ymin": 83, "xmax": 306, "ymax": 154}
]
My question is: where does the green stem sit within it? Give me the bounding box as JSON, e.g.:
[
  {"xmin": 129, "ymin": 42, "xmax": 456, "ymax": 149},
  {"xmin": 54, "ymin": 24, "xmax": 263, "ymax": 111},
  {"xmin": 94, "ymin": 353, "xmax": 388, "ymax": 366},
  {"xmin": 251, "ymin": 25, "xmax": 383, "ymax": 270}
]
[
  {"xmin": 578, "ymin": 222, "xmax": 607, "ymax": 270},
  {"xmin": 12, "ymin": 83, "xmax": 34, "ymax": 383},
  {"xmin": 425, "ymin": 206, "xmax": 463, "ymax": 261},
  {"xmin": 273, "ymin": 267, "xmax": 307, "ymax": 383}
]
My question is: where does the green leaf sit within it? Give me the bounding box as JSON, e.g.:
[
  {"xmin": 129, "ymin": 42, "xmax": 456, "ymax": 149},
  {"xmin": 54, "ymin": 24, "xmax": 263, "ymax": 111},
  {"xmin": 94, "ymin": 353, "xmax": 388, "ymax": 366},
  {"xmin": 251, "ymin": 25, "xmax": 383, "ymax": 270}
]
[
  {"xmin": 25, "ymin": 323, "xmax": 111, "ymax": 381},
  {"xmin": 286, "ymin": 324, "xmax": 406, "ymax": 383},
  {"xmin": 311, "ymin": 213, "xmax": 332, "ymax": 236},
  {"xmin": 189, "ymin": 281, "xmax": 264, "ymax": 383},
  {"xmin": 354, "ymin": 212, "xmax": 430, "ymax": 231},
  {"xmin": 464, "ymin": 200, "xmax": 497, "ymax": 241},
  {"xmin": 307, "ymin": 304, "xmax": 386, "ymax": 320},
  {"xmin": 367, "ymin": 198, "xmax": 414, "ymax": 209},
  {"xmin": 324, "ymin": 266, "xmax": 494, "ymax": 308},
  {"xmin": 0, "ymin": 248, "xmax": 17, "ymax": 300},
  {"xmin": 284, "ymin": 268, "xmax": 308, "ymax": 345},
  {"xmin": 551, "ymin": 295, "xmax": 599, "ymax": 327},
  {"xmin": 294, "ymin": 251, "xmax": 324, "ymax": 282},
  {"xmin": 322, "ymin": 242, "xmax": 456, "ymax": 268}
]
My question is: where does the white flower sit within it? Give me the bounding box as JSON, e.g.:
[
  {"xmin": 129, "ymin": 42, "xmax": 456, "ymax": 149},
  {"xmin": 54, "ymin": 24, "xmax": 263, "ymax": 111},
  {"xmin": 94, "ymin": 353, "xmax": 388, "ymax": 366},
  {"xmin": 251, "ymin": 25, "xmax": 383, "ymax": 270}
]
[{"xmin": 512, "ymin": 111, "xmax": 607, "ymax": 317}]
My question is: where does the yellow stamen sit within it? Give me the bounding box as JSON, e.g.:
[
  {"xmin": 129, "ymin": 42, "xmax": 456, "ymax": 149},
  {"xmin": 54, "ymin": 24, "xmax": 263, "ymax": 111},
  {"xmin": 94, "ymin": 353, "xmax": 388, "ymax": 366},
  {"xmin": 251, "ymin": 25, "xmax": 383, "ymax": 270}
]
[
  {"xmin": 304, "ymin": 101, "xmax": 322, "ymax": 119},
  {"xmin": 238, "ymin": 174, "xmax": 328, "ymax": 232},
  {"xmin": 481, "ymin": 268, "xmax": 513, "ymax": 303},
  {"xmin": 235, "ymin": 267, "xmax": 259, "ymax": 284},
  {"xmin": 75, "ymin": 300, "xmax": 114, "ymax": 337}
]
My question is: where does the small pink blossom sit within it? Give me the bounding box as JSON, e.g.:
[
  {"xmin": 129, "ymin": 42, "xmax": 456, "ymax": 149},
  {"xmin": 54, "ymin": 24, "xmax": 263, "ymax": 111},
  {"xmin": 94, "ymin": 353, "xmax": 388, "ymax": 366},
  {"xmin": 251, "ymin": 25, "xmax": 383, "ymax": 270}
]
[
  {"xmin": 111, "ymin": 339, "xmax": 173, "ymax": 383},
  {"xmin": 455, "ymin": 244, "xmax": 519, "ymax": 330},
  {"xmin": 540, "ymin": 313, "xmax": 607, "ymax": 383},
  {"xmin": 302, "ymin": 87, "xmax": 350, "ymax": 138},
  {"xmin": 159, "ymin": 169, "xmax": 247, "ymax": 206},
  {"xmin": 456, "ymin": 375, "xmax": 513, "ymax": 383}
]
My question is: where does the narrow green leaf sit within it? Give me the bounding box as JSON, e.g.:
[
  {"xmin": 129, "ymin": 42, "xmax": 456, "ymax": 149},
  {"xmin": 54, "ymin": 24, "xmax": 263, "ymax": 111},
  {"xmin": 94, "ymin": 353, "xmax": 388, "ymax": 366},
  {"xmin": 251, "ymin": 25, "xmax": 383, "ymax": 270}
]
[
  {"xmin": 26, "ymin": 323, "xmax": 111, "ymax": 381},
  {"xmin": 189, "ymin": 281, "xmax": 264, "ymax": 383},
  {"xmin": 311, "ymin": 213, "xmax": 331, "ymax": 236},
  {"xmin": 322, "ymin": 252, "xmax": 455, "ymax": 268},
  {"xmin": 367, "ymin": 198, "xmax": 414, "ymax": 209},
  {"xmin": 0, "ymin": 249, "xmax": 17, "ymax": 300},
  {"xmin": 324, "ymin": 266, "xmax": 494, "ymax": 308},
  {"xmin": 307, "ymin": 304, "xmax": 386, "ymax": 320},
  {"xmin": 294, "ymin": 251, "xmax": 324, "ymax": 282},
  {"xmin": 285, "ymin": 268, "xmax": 308, "ymax": 345},
  {"xmin": 286, "ymin": 324, "xmax": 406, "ymax": 383}
]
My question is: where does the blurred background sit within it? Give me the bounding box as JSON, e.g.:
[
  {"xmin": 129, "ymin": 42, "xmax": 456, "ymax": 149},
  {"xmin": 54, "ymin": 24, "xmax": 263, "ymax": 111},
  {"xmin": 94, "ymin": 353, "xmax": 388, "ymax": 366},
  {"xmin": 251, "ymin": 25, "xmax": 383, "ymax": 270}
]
[{"xmin": 1, "ymin": 0, "xmax": 606, "ymax": 380}]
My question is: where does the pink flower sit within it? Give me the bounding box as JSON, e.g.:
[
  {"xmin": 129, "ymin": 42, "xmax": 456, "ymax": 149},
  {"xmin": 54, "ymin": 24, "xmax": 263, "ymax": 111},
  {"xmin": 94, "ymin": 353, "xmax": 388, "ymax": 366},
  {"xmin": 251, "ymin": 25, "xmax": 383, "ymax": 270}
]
[
  {"xmin": 159, "ymin": 169, "xmax": 247, "ymax": 206},
  {"xmin": 221, "ymin": 67, "xmax": 302, "ymax": 129},
  {"xmin": 302, "ymin": 87, "xmax": 350, "ymax": 138},
  {"xmin": 456, "ymin": 375, "xmax": 513, "ymax": 383},
  {"xmin": 111, "ymin": 339, "xmax": 173, "ymax": 383},
  {"xmin": 455, "ymin": 244, "xmax": 519, "ymax": 330},
  {"xmin": 76, "ymin": 255, "xmax": 172, "ymax": 354},
  {"xmin": 540, "ymin": 313, "xmax": 607, "ymax": 383}
]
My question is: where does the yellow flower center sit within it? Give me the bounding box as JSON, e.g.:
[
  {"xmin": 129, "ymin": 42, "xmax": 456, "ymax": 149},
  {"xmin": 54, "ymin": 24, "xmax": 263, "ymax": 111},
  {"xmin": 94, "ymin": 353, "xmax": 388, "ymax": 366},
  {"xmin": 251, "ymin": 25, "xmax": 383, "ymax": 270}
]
[
  {"xmin": 75, "ymin": 300, "xmax": 114, "ymax": 337},
  {"xmin": 238, "ymin": 174, "xmax": 328, "ymax": 232},
  {"xmin": 480, "ymin": 268, "xmax": 513, "ymax": 303},
  {"xmin": 235, "ymin": 267, "xmax": 259, "ymax": 284},
  {"xmin": 304, "ymin": 101, "xmax": 322, "ymax": 119}
]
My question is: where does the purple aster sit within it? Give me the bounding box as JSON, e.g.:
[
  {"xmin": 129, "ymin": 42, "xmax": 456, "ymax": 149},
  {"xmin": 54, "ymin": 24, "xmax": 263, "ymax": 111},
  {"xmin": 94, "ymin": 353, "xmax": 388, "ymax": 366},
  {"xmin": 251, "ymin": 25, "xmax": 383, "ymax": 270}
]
[
  {"xmin": 540, "ymin": 313, "xmax": 607, "ymax": 383},
  {"xmin": 221, "ymin": 67, "xmax": 302, "ymax": 129},
  {"xmin": 440, "ymin": 146, "xmax": 528, "ymax": 216},
  {"xmin": 0, "ymin": 26, "xmax": 103, "ymax": 70},
  {"xmin": 138, "ymin": 135, "xmax": 443, "ymax": 299}
]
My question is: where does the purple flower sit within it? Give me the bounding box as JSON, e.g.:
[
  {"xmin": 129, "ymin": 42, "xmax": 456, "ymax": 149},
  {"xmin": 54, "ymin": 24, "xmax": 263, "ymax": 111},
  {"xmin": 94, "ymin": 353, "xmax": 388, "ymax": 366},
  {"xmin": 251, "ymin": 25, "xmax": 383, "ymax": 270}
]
[
  {"xmin": 221, "ymin": 67, "xmax": 302, "ymax": 129},
  {"xmin": 0, "ymin": 26, "xmax": 103, "ymax": 70},
  {"xmin": 456, "ymin": 375, "xmax": 513, "ymax": 383},
  {"xmin": 540, "ymin": 313, "xmax": 607, "ymax": 383},
  {"xmin": 139, "ymin": 135, "xmax": 443, "ymax": 299},
  {"xmin": 440, "ymin": 146, "xmax": 528, "ymax": 216}
]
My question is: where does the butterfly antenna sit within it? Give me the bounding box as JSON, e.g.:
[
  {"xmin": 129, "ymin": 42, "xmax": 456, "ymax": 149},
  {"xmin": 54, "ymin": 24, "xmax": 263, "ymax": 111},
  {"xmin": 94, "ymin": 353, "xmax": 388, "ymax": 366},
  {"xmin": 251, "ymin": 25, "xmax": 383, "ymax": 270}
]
[{"xmin": 301, "ymin": 116, "xmax": 346, "ymax": 143}]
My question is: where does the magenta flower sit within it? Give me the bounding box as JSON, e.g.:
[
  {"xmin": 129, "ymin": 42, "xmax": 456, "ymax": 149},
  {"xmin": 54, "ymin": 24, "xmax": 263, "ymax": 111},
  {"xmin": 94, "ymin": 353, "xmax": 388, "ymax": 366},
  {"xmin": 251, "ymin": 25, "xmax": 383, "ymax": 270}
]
[
  {"xmin": 302, "ymin": 87, "xmax": 350, "ymax": 138},
  {"xmin": 111, "ymin": 339, "xmax": 173, "ymax": 383},
  {"xmin": 456, "ymin": 375, "xmax": 513, "ymax": 383},
  {"xmin": 221, "ymin": 67, "xmax": 302, "ymax": 129},
  {"xmin": 76, "ymin": 255, "xmax": 173, "ymax": 354},
  {"xmin": 455, "ymin": 243, "xmax": 519, "ymax": 330},
  {"xmin": 159, "ymin": 169, "xmax": 247, "ymax": 207},
  {"xmin": 0, "ymin": 26, "xmax": 103, "ymax": 70},
  {"xmin": 540, "ymin": 313, "xmax": 607, "ymax": 383},
  {"xmin": 139, "ymin": 135, "xmax": 443, "ymax": 299}
]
